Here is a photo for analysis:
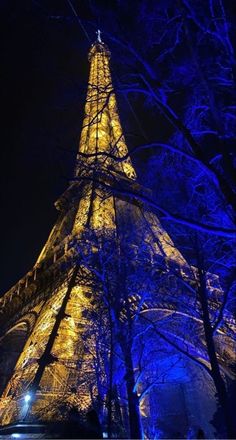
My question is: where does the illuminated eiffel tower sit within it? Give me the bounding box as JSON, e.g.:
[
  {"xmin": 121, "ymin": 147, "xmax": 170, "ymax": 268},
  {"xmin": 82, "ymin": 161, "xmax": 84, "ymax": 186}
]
[
  {"xmin": 0, "ymin": 31, "xmax": 139, "ymax": 434},
  {"xmin": 0, "ymin": 32, "xmax": 234, "ymax": 439}
]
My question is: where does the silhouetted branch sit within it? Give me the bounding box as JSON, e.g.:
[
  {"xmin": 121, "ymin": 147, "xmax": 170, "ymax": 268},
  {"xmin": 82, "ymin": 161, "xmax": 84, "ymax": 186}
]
[{"xmin": 72, "ymin": 174, "xmax": 236, "ymax": 237}]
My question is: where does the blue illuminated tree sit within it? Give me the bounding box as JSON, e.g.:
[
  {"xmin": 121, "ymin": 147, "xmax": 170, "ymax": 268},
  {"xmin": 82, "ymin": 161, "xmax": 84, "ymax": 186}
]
[{"xmin": 31, "ymin": 0, "xmax": 236, "ymax": 437}]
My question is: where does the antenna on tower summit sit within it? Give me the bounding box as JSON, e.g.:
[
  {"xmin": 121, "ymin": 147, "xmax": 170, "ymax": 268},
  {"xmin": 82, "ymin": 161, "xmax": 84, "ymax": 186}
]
[{"xmin": 96, "ymin": 29, "xmax": 102, "ymax": 43}]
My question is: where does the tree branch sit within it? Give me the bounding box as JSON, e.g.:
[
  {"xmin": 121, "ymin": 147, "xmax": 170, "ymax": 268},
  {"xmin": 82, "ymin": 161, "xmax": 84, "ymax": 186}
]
[{"xmin": 72, "ymin": 174, "xmax": 236, "ymax": 237}]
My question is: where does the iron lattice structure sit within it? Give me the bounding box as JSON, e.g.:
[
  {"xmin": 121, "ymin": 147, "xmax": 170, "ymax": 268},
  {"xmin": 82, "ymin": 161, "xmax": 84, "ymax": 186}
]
[{"xmin": 0, "ymin": 36, "xmax": 235, "ymax": 437}]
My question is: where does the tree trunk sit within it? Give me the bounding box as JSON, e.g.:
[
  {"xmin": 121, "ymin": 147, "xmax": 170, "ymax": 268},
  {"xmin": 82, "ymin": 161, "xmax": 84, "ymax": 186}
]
[
  {"xmin": 107, "ymin": 305, "xmax": 113, "ymax": 438},
  {"xmin": 26, "ymin": 266, "xmax": 78, "ymax": 415},
  {"xmin": 197, "ymin": 266, "xmax": 235, "ymax": 438},
  {"xmin": 121, "ymin": 340, "xmax": 142, "ymax": 439}
]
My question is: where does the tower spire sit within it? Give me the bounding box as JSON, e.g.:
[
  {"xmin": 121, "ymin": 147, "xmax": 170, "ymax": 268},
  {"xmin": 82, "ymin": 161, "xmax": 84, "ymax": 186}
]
[{"xmin": 76, "ymin": 34, "xmax": 136, "ymax": 180}]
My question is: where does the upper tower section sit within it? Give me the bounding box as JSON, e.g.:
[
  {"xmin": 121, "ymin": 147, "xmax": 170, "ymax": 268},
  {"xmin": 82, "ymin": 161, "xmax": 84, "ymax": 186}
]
[{"xmin": 76, "ymin": 31, "xmax": 136, "ymax": 180}]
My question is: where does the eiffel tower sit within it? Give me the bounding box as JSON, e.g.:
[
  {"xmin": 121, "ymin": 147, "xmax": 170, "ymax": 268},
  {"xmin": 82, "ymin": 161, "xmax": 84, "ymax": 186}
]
[{"xmin": 0, "ymin": 33, "xmax": 234, "ymax": 439}]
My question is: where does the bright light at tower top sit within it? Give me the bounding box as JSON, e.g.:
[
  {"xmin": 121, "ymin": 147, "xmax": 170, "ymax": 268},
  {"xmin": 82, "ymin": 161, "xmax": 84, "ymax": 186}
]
[
  {"xmin": 24, "ymin": 393, "xmax": 31, "ymax": 403},
  {"xmin": 96, "ymin": 29, "xmax": 102, "ymax": 43}
]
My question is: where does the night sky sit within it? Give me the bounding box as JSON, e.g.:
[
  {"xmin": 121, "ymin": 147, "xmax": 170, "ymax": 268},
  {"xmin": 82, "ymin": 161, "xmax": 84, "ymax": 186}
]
[
  {"xmin": 0, "ymin": 1, "xmax": 147, "ymax": 294},
  {"xmin": 0, "ymin": 1, "xmax": 92, "ymax": 294}
]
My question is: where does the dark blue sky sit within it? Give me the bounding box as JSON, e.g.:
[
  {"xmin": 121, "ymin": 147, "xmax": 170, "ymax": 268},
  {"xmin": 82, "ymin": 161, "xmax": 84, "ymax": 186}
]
[{"xmin": 0, "ymin": 1, "xmax": 90, "ymax": 293}]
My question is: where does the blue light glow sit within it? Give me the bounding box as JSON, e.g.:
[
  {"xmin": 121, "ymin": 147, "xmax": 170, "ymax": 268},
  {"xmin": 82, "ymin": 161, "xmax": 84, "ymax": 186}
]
[{"xmin": 24, "ymin": 393, "xmax": 31, "ymax": 403}]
